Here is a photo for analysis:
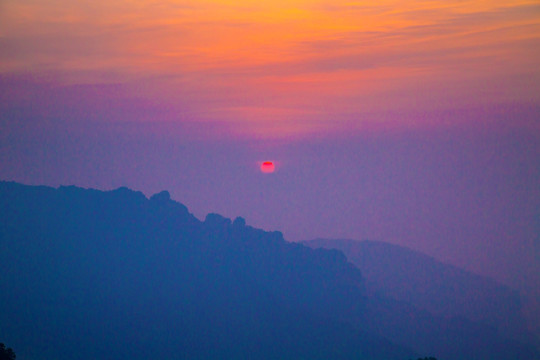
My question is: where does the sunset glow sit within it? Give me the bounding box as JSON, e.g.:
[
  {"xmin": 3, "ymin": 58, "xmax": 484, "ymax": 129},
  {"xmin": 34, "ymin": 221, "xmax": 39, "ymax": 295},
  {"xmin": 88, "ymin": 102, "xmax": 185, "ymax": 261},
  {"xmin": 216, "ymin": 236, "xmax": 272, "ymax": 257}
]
[{"xmin": 1, "ymin": 0, "xmax": 538, "ymax": 137}]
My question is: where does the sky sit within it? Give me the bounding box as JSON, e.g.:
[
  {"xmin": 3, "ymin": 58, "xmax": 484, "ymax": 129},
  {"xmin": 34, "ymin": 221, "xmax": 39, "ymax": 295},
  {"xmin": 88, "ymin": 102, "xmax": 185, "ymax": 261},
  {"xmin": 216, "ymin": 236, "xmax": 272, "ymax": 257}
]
[{"xmin": 1, "ymin": 0, "xmax": 539, "ymax": 311}]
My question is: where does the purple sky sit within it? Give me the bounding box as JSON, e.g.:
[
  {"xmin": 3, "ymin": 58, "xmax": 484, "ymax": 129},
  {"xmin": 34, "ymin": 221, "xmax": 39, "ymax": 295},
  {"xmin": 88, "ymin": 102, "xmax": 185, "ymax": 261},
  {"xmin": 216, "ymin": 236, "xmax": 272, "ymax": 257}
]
[{"xmin": 1, "ymin": 0, "xmax": 539, "ymax": 317}]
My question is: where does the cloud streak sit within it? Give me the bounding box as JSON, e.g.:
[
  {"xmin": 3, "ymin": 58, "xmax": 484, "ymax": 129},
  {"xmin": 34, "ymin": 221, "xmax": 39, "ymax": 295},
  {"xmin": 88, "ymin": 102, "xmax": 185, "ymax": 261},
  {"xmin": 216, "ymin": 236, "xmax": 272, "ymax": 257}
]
[{"xmin": 1, "ymin": 0, "xmax": 538, "ymax": 137}]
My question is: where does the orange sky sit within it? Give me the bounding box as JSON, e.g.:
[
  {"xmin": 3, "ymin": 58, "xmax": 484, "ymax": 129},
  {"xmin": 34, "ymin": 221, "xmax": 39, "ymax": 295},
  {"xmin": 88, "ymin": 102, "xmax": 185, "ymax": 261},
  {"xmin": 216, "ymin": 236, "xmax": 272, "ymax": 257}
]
[{"xmin": 1, "ymin": 0, "xmax": 539, "ymax": 137}]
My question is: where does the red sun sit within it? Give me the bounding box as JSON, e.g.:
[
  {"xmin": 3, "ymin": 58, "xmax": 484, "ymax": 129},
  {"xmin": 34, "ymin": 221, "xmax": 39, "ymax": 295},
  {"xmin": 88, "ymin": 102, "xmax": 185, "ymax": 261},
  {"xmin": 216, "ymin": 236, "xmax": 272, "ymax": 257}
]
[{"xmin": 260, "ymin": 161, "xmax": 275, "ymax": 173}]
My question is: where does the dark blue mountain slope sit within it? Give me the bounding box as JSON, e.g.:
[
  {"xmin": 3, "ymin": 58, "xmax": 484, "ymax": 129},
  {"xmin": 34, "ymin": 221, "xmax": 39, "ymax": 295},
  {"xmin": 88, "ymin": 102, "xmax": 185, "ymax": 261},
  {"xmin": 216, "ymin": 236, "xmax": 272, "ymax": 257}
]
[{"xmin": 0, "ymin": 181, "xmax": 414, "ymax": 360}]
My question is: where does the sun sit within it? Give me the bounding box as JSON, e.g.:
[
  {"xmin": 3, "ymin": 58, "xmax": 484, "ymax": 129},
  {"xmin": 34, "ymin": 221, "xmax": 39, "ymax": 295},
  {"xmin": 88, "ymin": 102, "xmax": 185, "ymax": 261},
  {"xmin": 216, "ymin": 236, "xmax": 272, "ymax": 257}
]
[{"xmin": 260, "ymin": 161, "xmax": 275, "ymax": 173}]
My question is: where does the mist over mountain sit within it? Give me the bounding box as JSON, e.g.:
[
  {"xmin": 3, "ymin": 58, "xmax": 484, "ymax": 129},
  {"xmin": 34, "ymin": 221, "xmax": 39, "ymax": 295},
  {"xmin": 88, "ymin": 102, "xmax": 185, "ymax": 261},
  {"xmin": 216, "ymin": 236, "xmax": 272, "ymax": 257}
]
[
  {"xmin": 305, "ymin": 239, "xmax": 525, "ymax": 330},
  {"xmin": 1, "ymin": 181, "xmax": 538, "ymax": 359},
  {"xmin": 305, "ymin": 239, "xmax": 539, "ymax": 358}
]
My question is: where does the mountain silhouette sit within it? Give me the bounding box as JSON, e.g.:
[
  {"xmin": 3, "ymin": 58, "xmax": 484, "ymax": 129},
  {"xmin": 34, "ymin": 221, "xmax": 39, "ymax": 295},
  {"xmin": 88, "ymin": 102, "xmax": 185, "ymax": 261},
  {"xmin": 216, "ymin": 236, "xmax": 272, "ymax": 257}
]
[
  {"xmin": 1, "ymin": 181, "xmax": 538, "ymax": 359},
  {"xmin": 0, "ymin": 181, "xmax": 415, "ymax": 360},
  {"xmin": 304, "ymin": 238, "xmax": 539, "ymax": 359}
]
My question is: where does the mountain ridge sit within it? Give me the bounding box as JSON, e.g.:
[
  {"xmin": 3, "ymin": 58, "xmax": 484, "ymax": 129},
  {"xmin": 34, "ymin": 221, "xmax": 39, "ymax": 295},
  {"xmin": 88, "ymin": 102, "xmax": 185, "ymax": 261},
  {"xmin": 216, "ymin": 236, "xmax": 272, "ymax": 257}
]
[
  {"xmin": 1, "ymin": 181, "xmax": 538, "ymax": 359},
  {"xmin": 0, "ymin": 181, "xmax": 415, "ymax": 360}
]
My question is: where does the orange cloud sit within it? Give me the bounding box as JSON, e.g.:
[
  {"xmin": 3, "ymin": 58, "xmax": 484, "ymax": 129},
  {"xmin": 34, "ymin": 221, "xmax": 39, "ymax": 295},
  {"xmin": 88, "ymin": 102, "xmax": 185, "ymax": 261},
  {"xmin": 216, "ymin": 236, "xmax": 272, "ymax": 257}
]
[{"xmin": 1, "ymin": 0, "xmax": 538, "ymax": 137}]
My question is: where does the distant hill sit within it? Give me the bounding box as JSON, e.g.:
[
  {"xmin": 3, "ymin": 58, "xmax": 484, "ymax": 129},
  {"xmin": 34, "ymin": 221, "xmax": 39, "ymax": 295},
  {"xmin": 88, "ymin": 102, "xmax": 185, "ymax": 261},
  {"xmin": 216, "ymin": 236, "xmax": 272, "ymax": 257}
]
[
  {"xmin": 0, "ymin": 181, "xmax": 413, "ymax": 360},
  {"xmin": 304, "ymin": 238, "xmax": 538, "ymax": 358}
]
